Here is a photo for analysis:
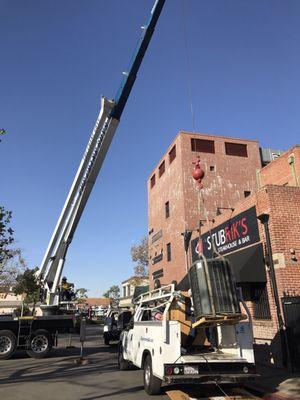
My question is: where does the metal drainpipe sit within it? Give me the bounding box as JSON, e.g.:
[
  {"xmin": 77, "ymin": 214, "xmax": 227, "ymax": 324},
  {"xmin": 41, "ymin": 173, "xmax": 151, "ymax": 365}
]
[
  {"xmin": 288, "ymin": 154, "xmax": 299, "ymax": 187},
  {"xmin": 257, "ymin": 213, "xmax": 292, "ymax": 371}
]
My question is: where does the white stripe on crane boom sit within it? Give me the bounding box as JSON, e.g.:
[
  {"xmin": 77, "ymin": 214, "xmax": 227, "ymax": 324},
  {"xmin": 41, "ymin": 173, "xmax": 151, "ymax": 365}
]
[{"xmin": 38, "ymin": 98, "xmax": 118, "ymax": 297}]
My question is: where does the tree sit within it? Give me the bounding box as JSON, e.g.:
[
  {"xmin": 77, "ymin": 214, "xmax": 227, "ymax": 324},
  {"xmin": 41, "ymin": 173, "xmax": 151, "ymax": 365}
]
[
  {"xmin": 131, "ymin": 236, "xmax": 148, "ymax": 277},
  {"xmin": 75, "ymin": 288, "xmax": 88, "ymax": 302},
  {"xmin": 0, "ymin": 248, "xmax": 27, "ymax": 287},
  {"xmin": 0, "ymin": 206, "xmax": 14, "ymax": 266},
  {"xmin": 14, "ymin": 268, "xmax": 40, "ymax": 305},
  {"xmin": 0, "ymin": 128, "xmax": 6, "ymax": 142},
  {"xmin": 103, "ymin": 285, "xmax": 120, "ymax": 301}
]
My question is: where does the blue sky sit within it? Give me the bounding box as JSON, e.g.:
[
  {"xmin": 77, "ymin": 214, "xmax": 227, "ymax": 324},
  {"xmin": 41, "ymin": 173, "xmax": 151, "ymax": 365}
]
[{"xmin": 1, "ymin": 0, "xmax": 299, "ymax": 296}]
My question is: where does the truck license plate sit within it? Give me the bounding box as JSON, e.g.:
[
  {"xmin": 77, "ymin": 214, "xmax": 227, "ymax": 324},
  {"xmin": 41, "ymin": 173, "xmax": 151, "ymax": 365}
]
[{"xmin": 184, "ymin": 365, "xmax": 198, "ymax": 375}]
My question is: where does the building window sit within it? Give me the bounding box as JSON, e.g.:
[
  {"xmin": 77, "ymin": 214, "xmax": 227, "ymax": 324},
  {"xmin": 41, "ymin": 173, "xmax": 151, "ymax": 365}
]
[
  {"xmin": 253, "ymin": 286, "xmax": 272, "ymax": 320},
  {"xmin": 165, "ymin": 201, "xmax": 170, "ymax": 218},
  {"xmin": 167, "ymin": 243, "xmax": 171, "ymax": 261},
  {"xmin": 152, "ymin": 229, "xmax": 162, "ymax": 244},
  {"xmin": 159, "ymin": 160, "xmax": 165, "ymax": 177},
  {"xmin": 123, "ymin": 286, "xmax": 126, "ymax": 297},
  {"xmin": 244, "ymin": 190, "xmax": 251, "ymax": 198},
  {"xmin": 150, "ymin": 174, "xmax": 156, "ymax": 188},
  {"xmin": 169, "ymin": 145, "xmax": 176, "ymax": 164},
  {"xmin": 191, "ymin": 138, "xmax": 215, "ymax": 153},
  {"xmin": 152, "ymin": 268, "xmax": 164, "ymax": 280},
  {"xmin": 210, "ymin": 165, "xmax": 215, "ymax": 172},
  {"xmin": 225, "ymin": 142, "xmax": 248, "ymax": 157}
]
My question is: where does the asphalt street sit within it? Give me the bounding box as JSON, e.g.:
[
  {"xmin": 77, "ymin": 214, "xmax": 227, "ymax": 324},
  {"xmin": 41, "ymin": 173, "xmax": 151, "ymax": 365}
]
[
  {"xmin": 0, "ymin": 325, "xmax": 170, "ymax": 400},
  {"xmin": 0, "ymin": 325, "xmax": 271, "ymax": 400}
]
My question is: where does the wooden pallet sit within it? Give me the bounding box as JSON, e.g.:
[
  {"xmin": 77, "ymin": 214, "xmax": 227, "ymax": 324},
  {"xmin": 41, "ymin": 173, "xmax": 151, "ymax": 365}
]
[
  {"xmin": 166, "ymin": 387, "xmax": 260, "ymax": 400},
  {"xmin": 192, "ymin": 313, "xmax": 247, "ymax": 329}
]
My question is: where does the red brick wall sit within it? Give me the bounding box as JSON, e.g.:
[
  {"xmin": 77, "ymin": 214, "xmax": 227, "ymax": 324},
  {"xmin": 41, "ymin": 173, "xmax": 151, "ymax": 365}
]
[
  {"xmin": 198, "ymin": 185, "xmax": 300, "ymax": 366},
  {"xmin": 258, "ymin": 145, "xmax": 300, "ymax": 188},
  {"xmin": 148, "ymin": 131, "xmax": 262, "ymax": 287},
  {"xmin": 148, "ymin": 134, "xmax": 187, "ymax": 287},
  {"xmin": 180, "ymin": 131, "xmax": 262, "ymax": 226}
]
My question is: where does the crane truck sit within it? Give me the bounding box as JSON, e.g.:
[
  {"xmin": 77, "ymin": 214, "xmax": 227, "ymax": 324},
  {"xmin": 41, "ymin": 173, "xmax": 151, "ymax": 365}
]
[{"xmin": 0, "ymin": 0, "xmax": 166, "ymax": 360}]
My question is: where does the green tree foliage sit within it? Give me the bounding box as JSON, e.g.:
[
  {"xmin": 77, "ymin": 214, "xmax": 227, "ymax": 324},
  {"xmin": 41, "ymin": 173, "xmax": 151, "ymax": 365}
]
[
  {"xmin": 0, "ymin": 128, "xmax": 6, "ymax": 142},
  {"xmin": 0, "ymin": 248, "xmax": 26, "ymax": 286},
  {"xmin": 0, "ymin": 206, "xmax": 14, "ymax": 266},
  {"xmin": 103, "ymin": 285, "xmax": 120, "ymax": 300},
  {"xmin": 14, "ymin": 268, "xmax": 40, "ymax": 304},
  {"xmin": 75, "ymin": 288, "xmax": 89, "ymax": 302},
  {"xmin": 131, "ymin": 236, "xmax": 148, "ymax": 276}
]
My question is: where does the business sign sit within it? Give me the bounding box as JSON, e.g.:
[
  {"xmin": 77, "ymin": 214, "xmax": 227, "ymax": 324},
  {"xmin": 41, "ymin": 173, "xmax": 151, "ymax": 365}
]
[
  {"xmin": 152, "ymin": 253, "xmax": 163, "ymax": 265},
  {"xmin": 191, "ymin": 206, "xmax": 260, "ymax": 260},
  {"xmin": 152, "ymin": 229, "xmax": 162, "ymax": 244}
]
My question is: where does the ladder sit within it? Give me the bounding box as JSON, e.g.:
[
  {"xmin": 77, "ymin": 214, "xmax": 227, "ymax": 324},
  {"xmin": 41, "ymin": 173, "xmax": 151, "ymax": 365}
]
[
  {"xmin": 17, "ymin": 318, "xmax": 34, "ymax": 348},
  {"xmin": 136, "ymin": 284, "xmax": 176, "ymax": 304}
]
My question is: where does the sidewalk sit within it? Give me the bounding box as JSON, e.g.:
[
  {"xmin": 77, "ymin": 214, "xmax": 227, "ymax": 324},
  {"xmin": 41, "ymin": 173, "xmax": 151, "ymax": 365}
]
[{"xmin": 245, "ymin": 364, "xmax": 300, "ymax": 400}]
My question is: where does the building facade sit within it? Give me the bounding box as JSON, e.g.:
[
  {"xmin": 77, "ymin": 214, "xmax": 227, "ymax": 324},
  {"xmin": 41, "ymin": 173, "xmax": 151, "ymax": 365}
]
[
  {"xmin": 119, "ymin": 276, "xmax": 149, "ymax": 308},
  {"xmin": 148, "ymin": 131, "xmax": 262, "ymax": 286},
  {"xmin": 0, "ymin": 287, "xmax": 24, "ymax": 314},
  {"xmin": 148, "ymin": 137, "xmax": 300, "ymax": 369},
  {"xmin": 191, "ymin": 145, "xmax": 300, "ymax": 368}
]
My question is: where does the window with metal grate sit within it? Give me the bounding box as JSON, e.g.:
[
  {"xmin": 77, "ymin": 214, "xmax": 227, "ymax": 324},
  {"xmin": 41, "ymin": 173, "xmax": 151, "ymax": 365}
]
[
  {"xmin": 159, "ymin": 160, "xmax": 165, "ymax": 177},
  {"xmin": 150, "ymin": 174, "xmax": 156, "ymax": 188},
  {"xmin": 253, "ymin": 286, "xmax": 272, "ymax": 320},
  {"xmin": 165, "ymin": 201, "xmax": 170, "ymax": 218},
  {"xmin": 225, "ymin": 142, "xmax": 248, "ymax": 157},
  {"xmin": 167, "ymin": 243, "xmax": 171, "ymax": 261},
  {"xmin": 191, "ymin": 138, "xmax": 215, "ymax": 153},
  {"xmin": 169, "ymin": 145, "xmax": 176, "ymax": 164}
]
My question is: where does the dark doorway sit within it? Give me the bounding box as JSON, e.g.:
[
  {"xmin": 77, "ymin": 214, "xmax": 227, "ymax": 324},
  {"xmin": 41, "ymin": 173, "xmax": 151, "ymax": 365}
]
[{"xmin": 282, "ymin": 295, "xmax": 300, "ymax": 371}]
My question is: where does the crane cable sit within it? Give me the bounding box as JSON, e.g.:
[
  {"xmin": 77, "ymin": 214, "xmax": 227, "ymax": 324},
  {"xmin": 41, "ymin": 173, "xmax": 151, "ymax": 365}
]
[{"xmin": 181, "ymin": 0, "xmax": 196, "ymax": 132}]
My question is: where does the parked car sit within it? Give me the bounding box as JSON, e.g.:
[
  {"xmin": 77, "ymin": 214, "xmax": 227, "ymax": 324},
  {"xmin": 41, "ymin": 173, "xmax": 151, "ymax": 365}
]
[{"xmin": 103, "ymin": 310, "xmax": 132, "ymax": 345}]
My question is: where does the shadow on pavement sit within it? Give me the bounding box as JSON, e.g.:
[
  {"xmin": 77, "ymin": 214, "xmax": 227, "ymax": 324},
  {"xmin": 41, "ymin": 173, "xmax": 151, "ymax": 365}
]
[
  {"xmin": 80, "ymin": 385, "xmax": 145, "ymax": 400},
  {"xmin": 0, "ymin": 357, "xmax": 120, "ymax": 385}
]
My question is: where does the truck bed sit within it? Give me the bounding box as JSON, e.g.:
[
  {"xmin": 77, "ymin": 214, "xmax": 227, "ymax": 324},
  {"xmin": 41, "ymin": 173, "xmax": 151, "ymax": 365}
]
[{"xmin": 181, "ymin": 351, "xmax": 248, "ymax": 363}]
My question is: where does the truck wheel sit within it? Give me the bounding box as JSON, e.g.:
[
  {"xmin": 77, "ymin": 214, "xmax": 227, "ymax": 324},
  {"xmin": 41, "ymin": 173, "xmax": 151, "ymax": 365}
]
[
  {"xmin": 0, "ymin": 330, "xmax": 17, "ymax": 360},
  {"xmin": 26, "ymin": 329, "xmax": 52, "ymax": 359},
  {"xmin": 118, "ymin": 344, "xmax": 130, "ymax": 370},
  {"xmin": 143, "ymin": 355, "xmax": 162, "ymax": 395}
]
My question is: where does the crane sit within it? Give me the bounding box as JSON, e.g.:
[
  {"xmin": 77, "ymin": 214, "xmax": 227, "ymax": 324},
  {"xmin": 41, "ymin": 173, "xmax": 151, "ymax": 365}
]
[{"xmin": 36, "ymin": 0, "xmax": 166, "ymax": 308}]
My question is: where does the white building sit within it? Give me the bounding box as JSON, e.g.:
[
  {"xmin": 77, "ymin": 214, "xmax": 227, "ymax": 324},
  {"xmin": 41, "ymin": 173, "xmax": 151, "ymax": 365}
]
[
  {"xmin": 0, "ymin": 287, "xmax": 24, "ymax": 314},
  {"xmin": 119, "ymin": 276, "xmax": 149, "ymax": 309}
]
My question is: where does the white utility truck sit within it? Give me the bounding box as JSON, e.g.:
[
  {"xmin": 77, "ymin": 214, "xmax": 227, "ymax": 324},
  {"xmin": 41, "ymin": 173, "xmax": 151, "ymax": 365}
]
[{"xmin": 118, "ymin": 258, "xmax": 257, "ymax": 395}]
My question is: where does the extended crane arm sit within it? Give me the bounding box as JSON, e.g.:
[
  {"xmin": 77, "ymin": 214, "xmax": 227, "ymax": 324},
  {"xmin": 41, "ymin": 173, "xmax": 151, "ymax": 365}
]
[{"xmin": 37, "ymin": 0, "xmax": 165, "ymax": 306}]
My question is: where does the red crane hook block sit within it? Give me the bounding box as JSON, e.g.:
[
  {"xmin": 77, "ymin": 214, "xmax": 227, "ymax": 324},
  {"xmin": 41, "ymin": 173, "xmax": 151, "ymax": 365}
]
[{"xmin": 192, "ymin": 157, "xmax": 205, "ymax": 188}]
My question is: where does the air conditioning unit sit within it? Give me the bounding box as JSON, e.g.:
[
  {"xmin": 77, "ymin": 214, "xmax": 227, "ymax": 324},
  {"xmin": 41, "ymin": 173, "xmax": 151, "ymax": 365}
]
[{"xmin": 188, "ymin": 257, "xmax": 241, "ymax": 319}]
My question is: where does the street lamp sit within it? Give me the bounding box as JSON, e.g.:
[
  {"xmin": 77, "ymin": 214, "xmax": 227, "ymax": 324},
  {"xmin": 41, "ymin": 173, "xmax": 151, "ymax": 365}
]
[
  {"xmin": 216, "ymin": 207, "xmax": 234, "ymax": 216},
  {"xmin": 257, "ymin": 213, "xmax": 291, "ymax": 370}
]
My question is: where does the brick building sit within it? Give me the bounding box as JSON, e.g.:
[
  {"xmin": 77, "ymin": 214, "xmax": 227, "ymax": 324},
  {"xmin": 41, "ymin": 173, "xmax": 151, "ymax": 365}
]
[
  {"xmin": 148, "ymin": 131, "xmax": 262, "ymax": 285},
  {"xmin": 193, "ymin": 147, "xmax": 300, "ymax": 368},
  {"xmin": 148, "ymin": 138, "xmax": 300, "ymax": 369}
]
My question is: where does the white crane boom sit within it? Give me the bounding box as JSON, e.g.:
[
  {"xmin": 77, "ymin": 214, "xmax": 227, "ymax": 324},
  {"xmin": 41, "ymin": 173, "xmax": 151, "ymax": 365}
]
[{"xmin": 37, "ymin": 0, "xmax": 166, "ymax": 306}]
